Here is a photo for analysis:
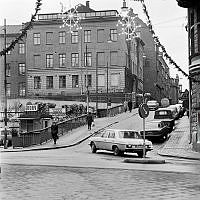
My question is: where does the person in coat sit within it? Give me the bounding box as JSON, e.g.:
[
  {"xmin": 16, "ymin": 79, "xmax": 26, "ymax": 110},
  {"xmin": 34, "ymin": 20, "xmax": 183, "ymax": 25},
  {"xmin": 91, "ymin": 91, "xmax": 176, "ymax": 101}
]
[
  {"xmin": 51, "ymin": 122, "xmax": 59, "ymax": 144},
  {"xmin": 127, "ymin": 100, "xmax": 133, "ymax": 113},
  {"xmin": 86, "ymin": 112, "xmax": 93, "ymax": 130}
]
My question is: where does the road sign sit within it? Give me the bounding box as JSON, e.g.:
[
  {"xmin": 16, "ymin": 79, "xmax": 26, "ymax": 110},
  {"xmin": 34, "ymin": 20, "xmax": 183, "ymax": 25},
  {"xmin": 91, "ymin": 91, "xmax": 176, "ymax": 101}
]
[{"xmin": 138, "ymin": 103, "xmax": 149, "ymax": 118}]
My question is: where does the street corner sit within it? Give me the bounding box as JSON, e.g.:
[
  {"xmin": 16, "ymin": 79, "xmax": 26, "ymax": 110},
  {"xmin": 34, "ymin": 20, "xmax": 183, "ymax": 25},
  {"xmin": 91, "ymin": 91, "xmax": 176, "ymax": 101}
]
[{"xmin": 123, "ymin": 157, "xmax": 166, "ymax": 164}]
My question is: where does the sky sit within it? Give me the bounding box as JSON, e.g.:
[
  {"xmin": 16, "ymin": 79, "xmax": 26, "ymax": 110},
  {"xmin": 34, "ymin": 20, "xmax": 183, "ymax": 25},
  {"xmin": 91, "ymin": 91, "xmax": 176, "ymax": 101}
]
[{"xmin": 0, "ymin": 0, "xmax": 189, "ymax": 90}]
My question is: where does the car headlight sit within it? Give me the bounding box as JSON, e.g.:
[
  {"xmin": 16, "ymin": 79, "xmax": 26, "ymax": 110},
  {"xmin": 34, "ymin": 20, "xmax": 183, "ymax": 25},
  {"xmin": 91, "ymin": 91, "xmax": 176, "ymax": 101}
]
[{"xmin": 126, "ymin": 144, "xmax": 133, "ymax": 148}]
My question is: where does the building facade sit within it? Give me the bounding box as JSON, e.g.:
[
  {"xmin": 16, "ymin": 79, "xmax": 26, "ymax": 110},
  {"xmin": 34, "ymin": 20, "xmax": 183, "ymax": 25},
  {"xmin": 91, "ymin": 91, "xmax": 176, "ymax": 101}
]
[
  {"xmin": 0, "ymin": 25, "xmax": 26, "ymax": 99},
  {"xmin": 176, "ymin": 0, "xmax": 200, "ymax": 151},
  {"xmin": 26, "ymin": 2, "xmax": 145, "ymax": 104},
  {"xmin": 134, "ymin": 16, "xmax": 177, "ymax": 103}
]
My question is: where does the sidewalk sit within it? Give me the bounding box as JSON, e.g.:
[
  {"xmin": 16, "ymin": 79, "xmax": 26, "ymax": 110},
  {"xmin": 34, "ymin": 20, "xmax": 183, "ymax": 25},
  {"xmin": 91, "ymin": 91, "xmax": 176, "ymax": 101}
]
[
  {"xmin": 158, "ymin": 115, "xmax": 200, "ymax": 160},
  {"xmin": 1, "ymin": 111, "xmax": 200, "ymax": 161}
]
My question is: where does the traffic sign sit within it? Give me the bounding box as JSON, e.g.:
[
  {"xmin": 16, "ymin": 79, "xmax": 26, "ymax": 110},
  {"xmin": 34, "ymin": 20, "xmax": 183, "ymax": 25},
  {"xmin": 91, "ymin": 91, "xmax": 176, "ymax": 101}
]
[{"xmin": 138, "ymin": 103, "xmax": 149, "ymax": 118}]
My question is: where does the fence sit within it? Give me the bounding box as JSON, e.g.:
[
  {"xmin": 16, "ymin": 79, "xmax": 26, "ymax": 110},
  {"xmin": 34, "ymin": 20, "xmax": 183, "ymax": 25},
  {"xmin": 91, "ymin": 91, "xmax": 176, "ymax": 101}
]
[{"xmin": 12, "ymin": 104, "xmax": 124, "ymax": 148}]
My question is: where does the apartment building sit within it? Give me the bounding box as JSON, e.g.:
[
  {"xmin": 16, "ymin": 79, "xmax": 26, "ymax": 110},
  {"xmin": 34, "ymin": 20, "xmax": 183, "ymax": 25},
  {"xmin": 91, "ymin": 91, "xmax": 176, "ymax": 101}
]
[
  {"xmin": 0, "ymin": 25, "xmax": 26, "ymax": 99},
  {"xmin": 176, "ymin": 0, "xmax": 200, "ymax": 151},
  {"xmin": 25, "ymin": 2, "xmax": 145, "ymax": 103}
]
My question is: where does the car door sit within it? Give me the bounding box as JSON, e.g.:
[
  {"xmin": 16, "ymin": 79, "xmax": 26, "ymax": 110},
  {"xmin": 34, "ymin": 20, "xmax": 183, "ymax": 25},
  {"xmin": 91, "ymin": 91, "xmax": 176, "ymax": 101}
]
[
  {"xmin": 106, "ymin": 130, "xmax": 116, "ymax": 151},
  {"xmin": 98, "ymin": 130, "xmax": 109, "ymax": 150}
]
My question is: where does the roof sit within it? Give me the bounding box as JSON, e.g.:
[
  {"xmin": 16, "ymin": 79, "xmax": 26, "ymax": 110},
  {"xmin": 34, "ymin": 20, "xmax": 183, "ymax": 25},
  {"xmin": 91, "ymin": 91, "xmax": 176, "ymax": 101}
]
[
  {"xmin": 19, "ymin": 113, "xmax": 52, "ymax": 120},
  {"xmin": 0, "ymin": 25, "xmax": 22, "ymax": 35}
]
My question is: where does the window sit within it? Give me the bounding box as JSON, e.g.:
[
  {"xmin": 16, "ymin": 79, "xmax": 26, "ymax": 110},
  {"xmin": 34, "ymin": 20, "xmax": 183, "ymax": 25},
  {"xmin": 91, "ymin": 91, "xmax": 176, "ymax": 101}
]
[
  {"xmin": 98, "ymin": 74, "xmax": 105, "ymax": 87},
  {"xmin": 18, "ymin": 63, "xmax": 26, "ymax": 75},
  {"xmin": 111, "ymin": 73, "xmax": 120, "ymax": 86},
  {"xmin": 46, "ymin": 32, "xmax": 53, "ymax": 45},
  {"xmin": 97, "ymin": 29, "xmax": 104, "ymax": 43},
  {"xmin": 19, "ymin": 82, "xmax": 26, "ymax": 97},
  {"xmin": 71, "ymin": 53, "xmax": 79, "ymax": 67},
  {"xmin": 34, "ymin": 55, "xmax": 41, "ymax": 68},
  {"xmin": 110, "ymin": 51, "xmax": 118, "ymax": 65},
  {"xmin": 19, "ymin": 43, "xmax": 25, "ymax": 54},
  {"xmin": 97, "ymin": 52, "xmax": 105, "ymax": 66},
  {"xmin": 59, "ymin": 31, "xmax": 66, "ymax": 44},
  {"xmin": 6, "ymin": 44, "xmax": 11, "ymax": 55},
  {"xmin": 72, "ymin": 75, "xmax": 79, "ymax": 88},
  {"xmin": 71, "ymin": 31, "xmax": 78, "ymax": 43},
  {"xmin": 46, "ymin": 76, "xmax": 53, "ymax": 89},
  {"xmin": 108, "ymin": 131, "xmax": 115, "ymax": 138},
  {"xmin": 6, "ymin": 83, "xmax": 11, "ymax": 97},
  {"xmin": 33, "ymin": 33, "xmax": 40, "ymax": 45},
  {"xmin": 46, "ymin": 54, "xmax": 53, "ymax": 68},
  {"xmin": 6, "ymin": 63, "xmax": 10, "ymax": 77},
  {"xmin": 34, "ymin": 76, "xmax": 41, "ymax": 89},
  {"xmin": 84, "ymin": 30, "xmax": 91, "ymax": 43},
  {"xmin": 85, "ymin": 74, "xmax": 92, "ymax": 87},
  {"xmin": 59, "ymin": 54, "xmax": 66, "ymax": 68},
  {"xmin": 110, "ymin": 29, "xmax": 117, "ymax": 41},
  {"xmin": 84, "ymin": 52, "xmax": 92, "ymax": 66},
  {"xmin": 59, "ymin": 76, "xmax": 66, "ymax": 88}
]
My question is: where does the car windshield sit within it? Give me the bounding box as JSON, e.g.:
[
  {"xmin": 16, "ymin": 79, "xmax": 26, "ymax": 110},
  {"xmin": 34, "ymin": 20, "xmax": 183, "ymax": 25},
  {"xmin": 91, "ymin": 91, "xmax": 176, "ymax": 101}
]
[{"xmin": 118, "ymin": 131, "xmax": 141, "ymax": 139}]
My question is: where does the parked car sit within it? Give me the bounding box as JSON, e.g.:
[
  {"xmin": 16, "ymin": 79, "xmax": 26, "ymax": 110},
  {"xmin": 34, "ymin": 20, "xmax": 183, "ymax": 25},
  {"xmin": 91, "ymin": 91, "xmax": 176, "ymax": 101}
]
[
  {"xmin": 0, "ymin": 128, "xmax": 12, "ymax": 146},
  {"xmin": 147, "ymin": 100, "xmax": 159, "ymax": 111},
  {"xmin": 154, "ymin": 108, "xmax": 175, "ymax": 132},
  {"xmin": 89, "ymin": 129, "xmax": 153, "ymax": 157},
  {"xmin": 167, "ymin": 105, "xmax": 179, "ymax": 120},
  {"xmin": 140, "ymin": 120, "xmax": 170, "ymax": 142}
]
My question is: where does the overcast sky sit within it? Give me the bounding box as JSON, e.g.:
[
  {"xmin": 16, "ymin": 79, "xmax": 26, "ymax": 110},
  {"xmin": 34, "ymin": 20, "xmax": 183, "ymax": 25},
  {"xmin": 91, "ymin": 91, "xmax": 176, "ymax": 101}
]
[{"xmin": 0, "ymin": 0, "xmax": 189, "ymax": 90}]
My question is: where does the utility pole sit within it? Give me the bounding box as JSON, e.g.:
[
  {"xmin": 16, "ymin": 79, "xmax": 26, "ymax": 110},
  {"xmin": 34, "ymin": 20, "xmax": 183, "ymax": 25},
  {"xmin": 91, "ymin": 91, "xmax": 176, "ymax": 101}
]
[
  {"xmin": 106, "ymin": 60, "xmax": 109, "ymax": 117},
  {"xmin": 96, "ymin": 53, "xmax": 98, "ymax": 117},
  {"xmin": 3, "ymin": 19, "xmax": 8, "ymax": 149}
]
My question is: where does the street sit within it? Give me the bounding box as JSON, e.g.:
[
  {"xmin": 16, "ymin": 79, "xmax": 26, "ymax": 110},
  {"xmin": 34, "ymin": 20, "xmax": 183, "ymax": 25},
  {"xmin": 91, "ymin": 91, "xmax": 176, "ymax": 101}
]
[{"xmin": 1, "ymin": 111, "xmax": 200, "ymax": 199}]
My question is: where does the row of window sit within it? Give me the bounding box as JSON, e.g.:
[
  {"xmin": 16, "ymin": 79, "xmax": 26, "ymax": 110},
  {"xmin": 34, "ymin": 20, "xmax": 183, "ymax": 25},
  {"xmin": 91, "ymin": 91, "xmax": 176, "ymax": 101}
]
[
  {"xmin": 6, "ymin": 82, "xmax": 26, "ymax": 97},
  {"xmin": 33, "ymin": 29, "xmax": 118, "ymax": 45},
  {"xmin": 35, "ymin": 51, "xmax": 118, "ymax": 68},
  {"xmin": 6, "ymin": 63, "xmax": 26, "ymax": 76},
  {"xmin": 33, "ymin": 73, "xmax": 120, "ymax": 89},
  {"xmin": 6, "ymin": 43, "xmax": 25, "ymax": 55}
]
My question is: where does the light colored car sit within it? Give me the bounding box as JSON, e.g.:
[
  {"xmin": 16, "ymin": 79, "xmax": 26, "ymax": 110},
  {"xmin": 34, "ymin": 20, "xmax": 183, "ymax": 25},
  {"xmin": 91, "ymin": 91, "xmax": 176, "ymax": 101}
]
[
  {"xmin": 89, "ymin": 129, "xmax": 153, "ymax": 157},
  {"xmin": 147, "ymin": 100, "xmax": 159, "ymax": 111}
]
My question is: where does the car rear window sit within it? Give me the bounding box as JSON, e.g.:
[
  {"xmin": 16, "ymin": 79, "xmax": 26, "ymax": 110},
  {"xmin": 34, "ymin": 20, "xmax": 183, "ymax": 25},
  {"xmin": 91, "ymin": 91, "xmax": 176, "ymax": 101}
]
[{"xmin": 119, "ymin": 131, "xmax": 141, "ymax": 139}]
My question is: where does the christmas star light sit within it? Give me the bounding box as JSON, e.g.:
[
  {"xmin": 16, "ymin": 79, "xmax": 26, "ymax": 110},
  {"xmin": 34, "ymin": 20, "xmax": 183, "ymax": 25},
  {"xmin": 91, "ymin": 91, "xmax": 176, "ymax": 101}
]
[{"xmin": 60, "ymin": 2, "xmax": 82, "ymax": 33}]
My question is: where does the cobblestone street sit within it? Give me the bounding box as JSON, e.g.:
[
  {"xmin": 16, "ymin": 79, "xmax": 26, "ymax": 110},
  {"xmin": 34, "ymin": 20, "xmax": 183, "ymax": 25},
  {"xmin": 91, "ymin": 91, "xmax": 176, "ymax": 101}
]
[{"xmin": 1, "ymin": 164, "xmax": 200, "ymax": 200}]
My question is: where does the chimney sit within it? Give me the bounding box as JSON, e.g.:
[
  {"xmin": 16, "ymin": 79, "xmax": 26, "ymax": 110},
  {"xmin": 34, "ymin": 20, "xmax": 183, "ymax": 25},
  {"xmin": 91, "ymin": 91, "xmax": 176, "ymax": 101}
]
[{"xmin": 86, "ymin": 1, "xmax": 90, "ymax": 8}]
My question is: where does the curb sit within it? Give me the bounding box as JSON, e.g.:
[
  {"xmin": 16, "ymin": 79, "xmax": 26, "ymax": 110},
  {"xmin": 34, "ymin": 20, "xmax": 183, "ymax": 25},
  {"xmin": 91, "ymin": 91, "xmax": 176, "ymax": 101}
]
[
  {"xmin": 123, "ymin": 158, "xmax": 166, "ymax": 164},
  {"xmin": 157, "ymin": 151, "xmax": 200, "ymax": 161}
]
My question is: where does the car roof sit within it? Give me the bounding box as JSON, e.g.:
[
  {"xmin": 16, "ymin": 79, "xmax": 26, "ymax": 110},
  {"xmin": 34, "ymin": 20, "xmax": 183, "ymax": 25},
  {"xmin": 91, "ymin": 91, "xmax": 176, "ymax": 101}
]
[{"xmin": 156, "ymin": 108, "xmax": 172, "ymax": 111}]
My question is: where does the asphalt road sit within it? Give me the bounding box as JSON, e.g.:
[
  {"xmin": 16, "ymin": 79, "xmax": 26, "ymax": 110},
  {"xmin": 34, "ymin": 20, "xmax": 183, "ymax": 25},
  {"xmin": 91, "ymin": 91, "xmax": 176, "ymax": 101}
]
[{"xmin": 1, "ymin": 111, "xmax": 200, "ymax": 199}]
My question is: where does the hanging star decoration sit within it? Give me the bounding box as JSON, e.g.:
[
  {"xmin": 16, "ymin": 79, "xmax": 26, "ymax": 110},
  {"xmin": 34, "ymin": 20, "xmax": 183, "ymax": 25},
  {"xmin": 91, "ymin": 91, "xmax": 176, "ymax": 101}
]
[
  {"xmin": 60, "ymin": 2, "xmax": 82, "ymax": 33},
  {"xmin": 117, "ymin": 8, "xmax": 140, "ymax": 41}
]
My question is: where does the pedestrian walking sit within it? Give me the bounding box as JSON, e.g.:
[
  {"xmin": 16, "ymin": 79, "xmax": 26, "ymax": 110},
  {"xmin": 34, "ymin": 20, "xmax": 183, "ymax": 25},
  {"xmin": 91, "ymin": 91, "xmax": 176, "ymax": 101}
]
[
  {"xmin": 86, "ymin": 112, "xmax": 93, "ymax": 130},
  {"xmin": 51, "ymin": 121, "xmax": 59, "ymax": 144},
  {"xmin": 127, "ymin": 99, "xmax": 133, "ymax": 113},
  {"xmin": 124, "ymin": 100, "xmax": 128, "ymax": 112}
]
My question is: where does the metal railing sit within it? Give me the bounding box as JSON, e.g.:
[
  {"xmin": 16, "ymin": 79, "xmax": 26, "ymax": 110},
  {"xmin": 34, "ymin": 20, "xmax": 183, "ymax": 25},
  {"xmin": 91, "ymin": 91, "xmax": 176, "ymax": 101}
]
[{"xmin": 12, "ymin": 104, "xmax": 124, "ymax": 148}]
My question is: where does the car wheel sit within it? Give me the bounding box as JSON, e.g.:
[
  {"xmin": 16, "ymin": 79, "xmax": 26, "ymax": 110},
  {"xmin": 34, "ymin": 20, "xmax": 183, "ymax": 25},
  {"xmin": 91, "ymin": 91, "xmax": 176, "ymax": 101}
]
[
  {"xmin": 91, "ymin": 142, "xmax": 97, "ymax": 153},
  {"xmin": 113, "ymin": 146, "xmax": 120, "ymax": 156}
]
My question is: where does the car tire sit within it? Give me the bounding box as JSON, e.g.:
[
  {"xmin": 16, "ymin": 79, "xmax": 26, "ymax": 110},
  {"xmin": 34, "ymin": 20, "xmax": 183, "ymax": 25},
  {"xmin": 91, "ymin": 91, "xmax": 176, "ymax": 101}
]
[
  {"xmin": 113, "ymin": 146, "xmax": 120, "ymax": 156},
  {"xmin": 91, "ymin": 142, "xmax": 97, "ymax": 153}
]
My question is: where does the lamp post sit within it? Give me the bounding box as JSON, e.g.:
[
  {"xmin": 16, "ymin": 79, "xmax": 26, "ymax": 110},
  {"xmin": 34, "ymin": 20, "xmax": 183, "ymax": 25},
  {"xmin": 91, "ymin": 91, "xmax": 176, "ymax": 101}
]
[{"xmin": 85, "ymin": 44, "xmax": 89, "ymax": 113}]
